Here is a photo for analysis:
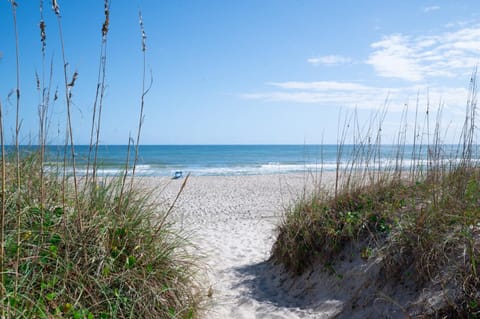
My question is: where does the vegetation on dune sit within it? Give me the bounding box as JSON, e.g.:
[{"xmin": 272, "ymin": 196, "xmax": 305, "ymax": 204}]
[
  {"xmin": 1, "ymin": 1, "xmax": 203, "ymax": 318},
  {"xmin": 1, "ymin": 155, "xmax": 201, "ymax": 318},
  {"xmin": 272, "ymin": 75, "xmax": 480, "ymax": 317},
  {"xmin": 273, "ymin": 178, "xmax": 402, "ymax": 274}
]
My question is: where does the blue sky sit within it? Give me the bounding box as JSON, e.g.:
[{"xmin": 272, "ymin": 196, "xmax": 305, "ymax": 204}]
[{"xmin": 1, "ymin": 1, "xmax": 479, "ymax": 144}]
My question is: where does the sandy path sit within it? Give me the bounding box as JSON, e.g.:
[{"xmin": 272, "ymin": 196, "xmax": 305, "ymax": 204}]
[
  {"xmin": 139, "ymin": 173, "xmax": 338, "ymax": 319},
  {"xmin": 136, "ymin": 173, "xmax": 446, "ymax": 319}
]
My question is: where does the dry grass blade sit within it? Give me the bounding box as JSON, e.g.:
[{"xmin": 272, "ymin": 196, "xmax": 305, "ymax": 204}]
[
  {"xmin": 9, "ymin": 0, "xmax": 22, "ymax": 305},
  {"xmin": 156, "ymin": 173, "xmax": 191, "ymax": 236},
  {"xmin": 86, "ymin": 0, "xmax": 110, "ymax": 184},
  {"xmin": 131, "ymin": 10, "xmax": 153, "ymax": 185},
  {"xmin": 54, "ymin": 1, "xmax": 81, "ymax": 230},
  {"xmin": 0, "ymin": 99, "xmax": 5, "ymax": 317}
]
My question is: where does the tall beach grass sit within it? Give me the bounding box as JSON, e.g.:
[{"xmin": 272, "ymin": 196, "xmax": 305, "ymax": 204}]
[
  {"xmin": 1, "ymin": 1, "xmax": 203, "ymax": 318},
  {"xmin": 272, "ymin": 72, "xmax": 480, "ymax": 317}
]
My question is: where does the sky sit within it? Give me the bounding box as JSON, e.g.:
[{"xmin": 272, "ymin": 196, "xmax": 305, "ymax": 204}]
[{"xmin": 1, "ymin": 0, "xmax": 479, "ymax": 145}]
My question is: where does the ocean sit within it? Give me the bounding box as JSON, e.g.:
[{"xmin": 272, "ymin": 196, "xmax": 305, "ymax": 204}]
[{"xmin": 15, "ymin": 144, "xmax": 470, "ymax": 177}]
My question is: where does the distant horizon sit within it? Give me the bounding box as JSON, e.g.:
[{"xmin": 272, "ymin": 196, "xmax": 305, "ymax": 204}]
[{"xmin": 10, "ymin": 143, "xmax": 475, "ymax": 147}]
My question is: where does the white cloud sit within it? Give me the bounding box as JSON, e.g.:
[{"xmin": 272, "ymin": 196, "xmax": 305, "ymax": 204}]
[
  {"xmin": 267, "ymin": 81, "xmax": 371, "ymax": 91},
  {"xmin": 240, "ymin": 22, "xmax": 477, "ymax": 123},
  {"xmin": 423, "ymin": 6, "xmax": 440, "ymax": 13},
  {"xmin": 366, "ymin": 24, "xmax": 480, "ymax": 82},
  {"xmin": 241, "ymin": 81, "xmax": 469, "ymax": 113},
  {"xmin": 241, "ymin": 90, "xmax": 386, "ymax": 106},
  {"xmin": 240, "ymin": 81, "xmax": 385, "ymax": 106},
  {"xmin": 445, "ymin": 20, "xmax": 471, "ymax": 29},
  {"xmin": 307, "ymin": 55, "xmax": 352, "ymax": 66},
  {"xmin": 367, "ymin": 35, "xmax": 424, "ymax": 81}
]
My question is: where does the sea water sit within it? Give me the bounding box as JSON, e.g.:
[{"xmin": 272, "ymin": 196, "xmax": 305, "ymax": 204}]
[{"xmin": 13, "ymin": 144, "xmax": 472, "ymax": 177}]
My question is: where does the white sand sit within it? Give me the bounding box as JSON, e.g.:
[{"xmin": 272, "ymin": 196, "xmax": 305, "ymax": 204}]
[
  {"xmin": 140, "ymin": 173, "xmax": 333, "ymax": 318},
  {"xmin": 139, "ymin": 173, "xmax": 432, "ymax": 318}
]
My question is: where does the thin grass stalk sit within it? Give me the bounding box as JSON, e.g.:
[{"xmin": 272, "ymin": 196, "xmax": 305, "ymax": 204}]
[
  {"xmin": 10, "ymin": 0, "xmax": 22, "ymax": 304},
  {"xmin": 462, "ymin": 70, "xmax": 478, "ymax": 228},
  {"xmin": 53, "ymin": 1, "xmax": 81, "ymax": 226},
  {"xmin": 461, "ymin": 77, "xmax": 472, "ymax": 163},
  {"xmin": 394, "ymin": 103, "xmax": 408, "ymax": 179},
  {"xmin": 155, "ymin": 173, "xmax": 190, "ymax": 236},
  {"xmin": 60, "ymin": 127, "xmax": 71, "ymax": 276},
  {"xmin": 45, "ymin": 60, "xmax": 55, "ymax": 141},
  {"xmin": 86, "ymin": 52, "xmax": 102, "ymax": 184},
  {"xmin": 317, "ymin": 132, "xmax": 325, "ymax": 191},
  {"xmin": 51, "ymin": 1, "xmax": 77, "ymax": 270},
  {"xmin": 87, "ymin": 0, "xmax": 110, "ymax": 185},
  {"xmin": 119, "ymin": 137, "xmax": 134, "ymax": 210},
  {"xmin": 355, "ymin": 109, "xmax": 372, "ymax": 184},
  {"xmin": 471, "ymin": 68, "xmax": 478, "ymax": 159},
  {"xmin": 431, "ymin": 103, "xmax": 445, "ymax": 207},
  {"xmin": 359, "ymin": 111, "xmax": 373, "ymax": 180},
  {"xmin": 347, "ymin": 108, "xmax": 359, "ymax": 185},
  {"xmin": 363, "ymin": 111, "xmax": 376, "ymax": 184},
  {"xmin": 131, "ymin": 10, "xmax": 151, "ymax": 186},
  {"xmin": 425, "ymin": 88, "xmax": 432, "ymax": 172},
  {"xmin": 93, "ymin": 1, "xmax": 110, "ymax": 183},
  {"xmin": 344, "ymin": 110, "xmax": 357, "ymax": 189},
  {"xmin": 375, "ymin": 98, "xmax": 388, "ymax": 184},
  {"xmin": 0, "ymin": 100, "xmax": 6, "ymax": 317},
  {"xmin": 471, "ymin": 69, "xmax": 478, "ymax": 161},
  {"xmin": 467, "ymin": 110, "xmax": 477, "ymax": 279},
  {"xmin": 411, "ymin": 92, "xmax": 420, "ymax": 182},
  {"xmin": 417, "ymin": 95, "xmax": 429, "ymax": 181},
  {"xmin": 353, "ymin": 109, "xmax": 364, "ymax": 178},
  {"xmin": 62, "ymin": 119, "xmax": 68, "ymax": 211},
  {"xmin": 462, "ymin": 68, "xmax": 477, "ymax": 165},
  {"xmin": 92, "ymin": 41, "xmax": 108, "ymax": 184},
  {"xmin": 37, "ymin": 0, "xmax": 48, "ymax": 236},
  {"xmin": 90, "ymin": 49, "xmax": 106, "ymax": 184},
  {"xmin": 354, "ymin": 114, "xmax": 364, "ymax": 185},
  {"xmin": 335, "ymin": 109, "xmax": 346, "ymax": 197}
]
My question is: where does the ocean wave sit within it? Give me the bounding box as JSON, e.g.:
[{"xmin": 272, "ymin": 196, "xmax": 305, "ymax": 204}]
[{"xmin": 43, "ymin": 156, "xmax": 476, "ymax": 177}]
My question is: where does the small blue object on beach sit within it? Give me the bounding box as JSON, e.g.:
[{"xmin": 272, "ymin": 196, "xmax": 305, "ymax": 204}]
[{"xmin": 172, "ymin": 171, "xmax": 183, "ymax": 179}]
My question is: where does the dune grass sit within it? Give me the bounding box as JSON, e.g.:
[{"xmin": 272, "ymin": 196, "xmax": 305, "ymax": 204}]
[
  {"xmin": 272, "ymin": 75, "xmax": 480, "ymax": 317},
  {"xmin": 1, "ymin": 154, "xmax": 201, "ymax": 318},
  {"xmin": 1, "ymin": 1, "xmax": 203, "ymax": 318}
]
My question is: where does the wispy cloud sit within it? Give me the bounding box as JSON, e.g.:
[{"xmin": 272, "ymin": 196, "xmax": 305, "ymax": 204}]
[
  {"xmin": 366, "ymin": 24, "xmax": 480, "ymax": 82},
  {"xmin": 241, "ymin": 81, "xmax": 384, "ymax": 106},
  {"xmin": 445, "ymin": 20, "xmax": 471, "ymax": 29},
  {"xmin": 267, "ymin": 81, "xmax": 370, "ymax": 91},
  {"xmin": 240, "ymin": 23, "xmax": 476, "ymax": 115},
  {"xmin": 307, "ymin": 55, "xmax": 352, "ymax": 66},
  {"xmin": 241, "ymin": 81, "xmax": 469, "ymax": 112},
  {"xmin": 423, "ymin": 5, "xmax": 440, "ymax": 13},
  {"xmin": 367, "ymin": 35, "xmax": 424, "ymax": 81}
]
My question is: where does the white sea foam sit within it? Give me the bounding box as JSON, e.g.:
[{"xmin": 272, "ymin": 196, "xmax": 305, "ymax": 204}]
[{"xmin": 44, "ymin": 156, "xmax": 477, "ymax": 177}]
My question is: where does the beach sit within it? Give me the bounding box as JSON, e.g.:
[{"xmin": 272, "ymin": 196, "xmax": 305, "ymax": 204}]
[
  {"xmin": 139, "ymin": 173, "xmax": 336, "ymax": 318},
  {"xmin": 137, "ymin": 171, "xmax": 453, "ymax": 319},
  {"xmin": 4, "ymin": 1, "xmax": 478, "ymax": 316}
]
